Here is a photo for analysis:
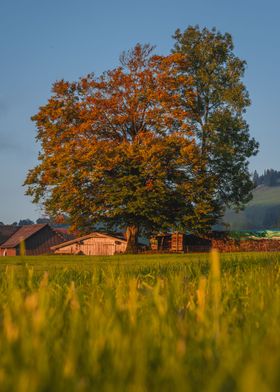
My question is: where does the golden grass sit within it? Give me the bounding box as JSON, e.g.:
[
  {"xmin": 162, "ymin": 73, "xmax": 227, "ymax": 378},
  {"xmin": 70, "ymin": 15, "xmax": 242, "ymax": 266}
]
[{"xmin": 0, "ymin": 252, "xmax": 279, "ymax": 391}]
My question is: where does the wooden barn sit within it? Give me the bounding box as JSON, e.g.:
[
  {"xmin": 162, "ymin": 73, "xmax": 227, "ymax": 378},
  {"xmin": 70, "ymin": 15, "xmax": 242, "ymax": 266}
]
[
  {"xmin": 0, "ymin": 224, "xmax": 68, "ymax": 256},
  {"xmin": 51, "ymin": 232, "xmax": 127, "ymax": 256},
  {"xmin": 0, "ymin": 225, "xmax": 19, "ymax": 246},
  {"xmin": 150, "ymin": 232, "xmax": 211, "ymax": 253},
  {"xmin": 150, "ymin": 231, "xmax": 280, "ymax": 253}
]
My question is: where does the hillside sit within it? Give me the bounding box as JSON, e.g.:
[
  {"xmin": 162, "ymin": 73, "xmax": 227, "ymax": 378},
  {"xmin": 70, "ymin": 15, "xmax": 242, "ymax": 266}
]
[
  {"xmin": 247, "ymin": 185, "xmax": 280, "ymax": 206},
  {"xmin": 223, "ymin": 186, "xmax": 280, "ymax": 230}
]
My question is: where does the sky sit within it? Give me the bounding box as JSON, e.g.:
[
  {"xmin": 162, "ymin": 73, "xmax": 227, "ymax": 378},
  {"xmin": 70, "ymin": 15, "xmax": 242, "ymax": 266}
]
[{"xmin": 0, "ymin": 0, "xmax": 279, "ymax": 223}]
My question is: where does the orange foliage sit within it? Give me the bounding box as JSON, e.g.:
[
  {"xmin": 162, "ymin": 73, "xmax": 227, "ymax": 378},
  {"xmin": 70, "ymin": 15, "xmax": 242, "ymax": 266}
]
[{"xmin": 25, "ymin": 44, "xmax": 215, "ymax": 240}]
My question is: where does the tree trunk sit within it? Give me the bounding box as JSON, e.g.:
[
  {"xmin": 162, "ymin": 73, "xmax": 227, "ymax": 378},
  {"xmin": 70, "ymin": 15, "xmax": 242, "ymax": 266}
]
[{"xmin": 125, "ymin": 225, "xmax": 139, "ymax": 254}]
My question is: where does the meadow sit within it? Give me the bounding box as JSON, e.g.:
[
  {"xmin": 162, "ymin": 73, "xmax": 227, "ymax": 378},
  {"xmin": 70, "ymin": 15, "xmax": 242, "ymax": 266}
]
[{"xmin": 0, "ymin": 252, "xmax": 279, "ymax": 391}]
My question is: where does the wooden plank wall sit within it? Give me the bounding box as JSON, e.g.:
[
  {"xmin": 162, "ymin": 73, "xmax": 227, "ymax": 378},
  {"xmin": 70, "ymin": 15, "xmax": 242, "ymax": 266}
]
[
  {"xmin": 171, "ymin": 233, "xmax": 184, "ymax": 252},
  {"xmin": 25, "ymin": 226, "xmax": 65, "ymax": 255},
  {"xmin": 54, "ymin": 236, "xmax": 127, "ymax": 256}
]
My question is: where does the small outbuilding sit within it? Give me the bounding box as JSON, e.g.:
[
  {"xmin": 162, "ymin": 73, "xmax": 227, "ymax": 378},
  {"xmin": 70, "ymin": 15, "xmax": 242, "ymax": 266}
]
[
  {"xmin": 0, "ymin": 225, "xmax": 19, "ymax": 246},
  {"xmin": 0, "ymin": 224, "xmax": 67, "ymax": 256},
  {"xmin": 150, "ymin": 230, "xmax": 280, "ymax": 253},
  {"xmin": 150, "ymin": 232, "xmax": 211, "ymax": 252},
  {"xmin": 51, "ymin": 232, "xmax": 127, "ymax": 256}
]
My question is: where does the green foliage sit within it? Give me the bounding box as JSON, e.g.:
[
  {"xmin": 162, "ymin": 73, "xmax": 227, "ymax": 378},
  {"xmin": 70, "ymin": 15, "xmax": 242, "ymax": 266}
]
[
  {"xmin": 0, "ymin": 253, "xmax": 280, "ymax": 391},
  {"xmin": 172, "ymin": 26, "xmax": 259, "ymax": 212}
]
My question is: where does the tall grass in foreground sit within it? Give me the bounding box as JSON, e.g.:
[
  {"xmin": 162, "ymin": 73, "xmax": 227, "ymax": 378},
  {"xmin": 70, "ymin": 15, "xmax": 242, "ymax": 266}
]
[{"xmin": 0, "ymin": 253, "xmax": 279, "ymax": 391}]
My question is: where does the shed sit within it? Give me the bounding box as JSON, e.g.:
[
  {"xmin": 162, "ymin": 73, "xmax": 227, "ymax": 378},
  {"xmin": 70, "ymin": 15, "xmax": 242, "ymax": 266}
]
[
  {"xmin": 150, "ymin": 230, "xmax": 280, "ymax": 253},
  {"xmin": 0, "ymin": 225, "xmax": 19, "ymax": 246},
  {"xmin": 150, "ymin": 232, "xmax": 208, "ymax": 252},
  {"xmin": 51, "ymin": 232, "xmax": 127, "ymax": 256},
  {"xmin": 0, "ymin": 224, "xmax": 67, "ymax": 256}
]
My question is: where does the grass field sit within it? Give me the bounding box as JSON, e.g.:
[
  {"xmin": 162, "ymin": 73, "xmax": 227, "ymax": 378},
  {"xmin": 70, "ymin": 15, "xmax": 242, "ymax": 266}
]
[
  {"xmin": 0, "ymin": 252, "xmax": 279, "ymax": 391},
  {"xmin": 223, "ymin": 186, "xmax": 280, "ymax": 229}
]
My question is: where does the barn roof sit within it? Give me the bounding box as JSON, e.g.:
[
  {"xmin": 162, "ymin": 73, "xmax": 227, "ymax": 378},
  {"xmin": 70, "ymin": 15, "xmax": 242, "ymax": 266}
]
[
  {"xmin": 1, "ymin": 224, "xmax": 49, "ymax": 248},
  {"xmin": 51, "ymin": 231, "xmax": 127, "ymax": 250},
  {"xmin": 0, "ymin": 226, "xmax": 20, "ymax": 245},
  {"xmin": 53, "ymin": 227, "xmax": 76, "ymax": 241}
]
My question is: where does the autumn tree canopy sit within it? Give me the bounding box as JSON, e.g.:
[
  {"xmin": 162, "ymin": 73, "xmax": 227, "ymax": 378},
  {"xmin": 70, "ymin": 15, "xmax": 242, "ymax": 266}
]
[
  {"xmin": 25, "ymin": 28, "xmax": 258, "ymax": 252},
  {"xmin": 25, "ymin": 44, "xmax": 216, "ymax": 252}
]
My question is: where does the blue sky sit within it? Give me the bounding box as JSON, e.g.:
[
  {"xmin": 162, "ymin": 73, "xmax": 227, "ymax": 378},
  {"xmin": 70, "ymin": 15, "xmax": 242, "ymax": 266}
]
[{"xmin": 0, "ymin": 0, "xmax": 279, "ymax": 223}]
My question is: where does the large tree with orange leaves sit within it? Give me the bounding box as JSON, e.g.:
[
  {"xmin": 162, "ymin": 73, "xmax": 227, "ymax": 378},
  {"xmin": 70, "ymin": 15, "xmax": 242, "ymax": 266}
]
[{"xmin": 25, "ymin": 44, "xmax": 217, "ymax": 252}]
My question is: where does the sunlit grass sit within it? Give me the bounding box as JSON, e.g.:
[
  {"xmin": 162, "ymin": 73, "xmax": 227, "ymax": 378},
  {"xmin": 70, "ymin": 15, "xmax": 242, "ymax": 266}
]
[{"xmin": 0, "ymin": 252, "xmax": 279, "ymax": 391}]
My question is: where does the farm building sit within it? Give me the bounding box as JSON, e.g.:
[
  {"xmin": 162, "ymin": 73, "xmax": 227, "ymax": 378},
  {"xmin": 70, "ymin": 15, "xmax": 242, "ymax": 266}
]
[
  {"xmin": 150, "ymin": 232, "xmax": 211, "ymax": 252},
  {"xmin": 51, "ymin": 232, "xmax": 127, "ymax": 256},
  {"xmin": 0, "ymin": 225, "xmax": 19, "ymax": 246},
  {"xmin": 150, "ymin": 231, "xmax": 280, "ymax": 253},
  {"xmin": 0, "ymin": 224, "xmax": 68, "ymax": 256}
]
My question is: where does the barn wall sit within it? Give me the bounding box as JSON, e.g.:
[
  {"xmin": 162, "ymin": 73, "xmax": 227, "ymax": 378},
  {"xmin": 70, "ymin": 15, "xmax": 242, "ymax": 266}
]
[
  {"xmin": 171, "ymin": 233, "xmax": 184, "ymax": 252},
  {"xmin": 0, "ymin": 248, "xmax": 16, "ymax": 256},
  {"xmin": 54, "ymin": 244, "xmax": 74, "ymax": 255},
  {"xmin": 115, "ymin": 242, "xmax": 127, "ymax": 253},
  {"xmin": 54, "ymin": 236, "xmax": 127, "ymax": 256},
  {"xmin": 24, "ymin": 226, "xmax": 65, "ymax": 255},
  {"xmin": 0, "ymin": 226, "xmax": 19, "ymax": 245},
  {"xmin": 185, "ymin": 235, "xmax": 212, "ymax": 252},
  {"xmin": 154, "ymin": 233, "xmax": 211, "ymax": 253},
  {"xmin": 83, "ymin": 237, "xmax": 115, "ymax": 255},
  {"xmin": 150, "ymin": 235, "xmax": 171, "ymax": 251}
]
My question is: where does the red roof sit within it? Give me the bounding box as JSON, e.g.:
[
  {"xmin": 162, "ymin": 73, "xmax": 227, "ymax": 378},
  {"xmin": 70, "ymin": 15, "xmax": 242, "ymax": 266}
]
[
  {"xmin": 0, "ymin": 226, "xmax": 20, "ymax": 245},
  {"xmin": 53, "ymin": 227, "xmax": 77, "ymax": 241},
  {"xmin": 0, "ymin": 224, "xmax": 48, "ymax": 248}
]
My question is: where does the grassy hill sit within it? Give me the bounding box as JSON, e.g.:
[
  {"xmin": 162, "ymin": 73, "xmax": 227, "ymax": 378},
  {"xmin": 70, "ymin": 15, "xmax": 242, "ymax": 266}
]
[
  {"xmin": 223, "ymin": 186, "xmax": 280, "ymax": 230},
  {"xmin": 247, "ymin": 185, "xmax": 280, "ymax": 206}
]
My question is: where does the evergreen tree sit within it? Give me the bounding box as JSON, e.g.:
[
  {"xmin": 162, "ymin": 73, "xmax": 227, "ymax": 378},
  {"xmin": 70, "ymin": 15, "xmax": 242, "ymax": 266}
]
[{"xmin": 253, "ymin": 170, "xmax": 259, "ymax": 186}]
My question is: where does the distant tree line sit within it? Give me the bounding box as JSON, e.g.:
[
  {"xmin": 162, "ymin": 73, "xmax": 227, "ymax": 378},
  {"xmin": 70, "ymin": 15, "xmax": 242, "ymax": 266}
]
[
  {"xmin": 253, "ymin": 169, "xmax": 280, "ymax": 187},
  {"xmin": 0, "ymin": 218, "xmax": 53, "ymax": 226}
]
